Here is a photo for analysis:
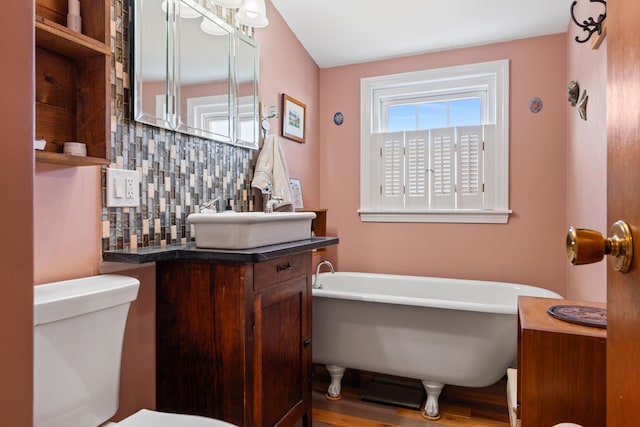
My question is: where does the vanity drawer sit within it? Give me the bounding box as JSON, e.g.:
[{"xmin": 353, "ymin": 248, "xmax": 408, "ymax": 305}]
[{"xmin": 253, "ymin": 253, "xmax": 310, "ymax": 292}]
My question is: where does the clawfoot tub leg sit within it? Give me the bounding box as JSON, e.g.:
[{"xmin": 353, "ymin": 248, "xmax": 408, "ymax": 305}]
[
  {"xmin": 421, "ymin": 380, "xmax": 444, "ymax": 420},
  {"xmin": 325, "ymin": 365, "xmax": 346, "ymax": 400}
]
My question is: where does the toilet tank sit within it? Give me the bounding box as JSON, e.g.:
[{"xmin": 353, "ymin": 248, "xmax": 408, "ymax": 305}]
[{"xmin": 34, "ymin": 275, "xmax": 140, "ymax": 427}]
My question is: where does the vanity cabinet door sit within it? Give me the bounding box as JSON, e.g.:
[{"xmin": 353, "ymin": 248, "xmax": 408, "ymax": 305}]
[
  {"xmin": 250, "ymin": 273, "xmax": 312, "ymax": 427},
  {"xmin": 156, "ymin": 260, "xmax": 251, "ymax": 426},
  {"xmin": 156, "ymin": 253, "xmax": 313, "ymax": 427}
]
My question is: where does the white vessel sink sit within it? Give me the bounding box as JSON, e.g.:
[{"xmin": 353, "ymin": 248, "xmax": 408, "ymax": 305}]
[{"xmin": 188, "ymin": 211, "xmax": 316, "ymax": 249}]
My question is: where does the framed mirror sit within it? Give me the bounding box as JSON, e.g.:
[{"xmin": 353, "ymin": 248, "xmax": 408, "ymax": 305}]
[
  {"xmin": 175, "ymin": 0, "xmax": 233, "ymax": 143},
  {"xmin": 133, "ymin": 0, "xmax": 172, "ymax": 129},
  {"xmin": 133, "ymin": 0, "xmax": 258, "ymax": 148},
  {"xmin": 235, "ymin": 34, "xmax": 259, "ymax": 149}
]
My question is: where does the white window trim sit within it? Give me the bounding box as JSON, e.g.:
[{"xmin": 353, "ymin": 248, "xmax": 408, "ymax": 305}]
[
  {"xmin": 359, "ymin": 59, "xmax": 511, "ymax": 223},
  {"xmin": 186, "ymin": 94, "xmax": 231, "ymax": 140}
]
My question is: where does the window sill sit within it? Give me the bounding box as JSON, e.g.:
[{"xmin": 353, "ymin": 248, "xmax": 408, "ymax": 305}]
[{"xmin": 358, "ymin": 209, "xmax": 512, "ymax": 224}]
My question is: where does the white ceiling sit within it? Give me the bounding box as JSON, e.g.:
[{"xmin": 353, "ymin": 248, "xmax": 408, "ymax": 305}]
[{"xmin": 270, "ymin": 0, "xmax": 574, "ymax": 68}]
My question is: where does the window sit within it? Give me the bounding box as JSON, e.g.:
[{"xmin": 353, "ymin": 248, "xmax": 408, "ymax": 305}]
[
  {"xmin": 187, "ymin": 94, "xmax": 231, "ymax": 140},
  {"xmin": 359, "ymin": 60, "xmax": 511, "ymax": 223},
  {"xmin": 185, "ymin": 95, "xmax": 256, "ymax": 145}
]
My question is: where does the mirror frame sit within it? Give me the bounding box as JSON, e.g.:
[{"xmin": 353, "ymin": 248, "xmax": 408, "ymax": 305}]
[
  {"xmin": 174, "ymin": 0, "xmax": 233, "ymax": 143},
  {"xmin": 234, "ymin": 32, "xmax": 259, "ymax": 149},
  {"xmin": 133, "ymin": 0, "xmax": 173, "ymax": 130},
  {"xmin": 132, "ymin": 0, "xmax": 260, "ymax": 149}
]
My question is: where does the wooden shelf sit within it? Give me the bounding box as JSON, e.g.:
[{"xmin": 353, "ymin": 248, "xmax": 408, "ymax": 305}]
[
  {"xmin": 34, "ymin": 0, "xmax": 110, "ymax": 166},
  {"xmin": 35, "ymin": 150, "xmax": 110, "ymax": 167},
  {"xmin": 35, "ymin": 16, "xmax": 109, "ymax": 58}
]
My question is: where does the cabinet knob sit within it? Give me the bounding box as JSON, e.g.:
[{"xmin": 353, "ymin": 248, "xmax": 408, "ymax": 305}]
[{"xmin": 303, "ymin": 337, "xmax": 311, "ymax": 347}]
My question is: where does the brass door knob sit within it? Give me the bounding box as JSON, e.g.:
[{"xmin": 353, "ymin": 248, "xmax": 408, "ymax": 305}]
[{"xmin": 566, "ymin": 220, "xmax": 633, "ymax": 273}]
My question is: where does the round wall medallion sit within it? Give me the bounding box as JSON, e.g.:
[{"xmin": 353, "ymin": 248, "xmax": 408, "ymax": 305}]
[
  {"xmin": 529, "ymin": 97, "xmax": 543, "ymax": 113},
  {"xmin": 333, "ymin": 112, "xmax": 344, "ymax": 125}
]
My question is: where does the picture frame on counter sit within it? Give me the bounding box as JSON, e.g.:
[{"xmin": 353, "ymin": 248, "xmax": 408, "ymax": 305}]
[{"xmin": 289, "ymin": 178, "xmax": 304, "ymax": 209}]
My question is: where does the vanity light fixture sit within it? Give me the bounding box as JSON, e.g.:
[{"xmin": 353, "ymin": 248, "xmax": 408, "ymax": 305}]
[
  {"xmin": 236, "ymin": 0, "xmax": 269, "ymax": 28},
  {"xmin": 161, "ymin": 0, "xmax": 200, "ymax": 18}
]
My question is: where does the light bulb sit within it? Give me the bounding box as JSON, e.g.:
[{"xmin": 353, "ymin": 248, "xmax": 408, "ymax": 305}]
[{"xmin": 236, "ymin": 0, "xmax": 268, "ymax": 28}]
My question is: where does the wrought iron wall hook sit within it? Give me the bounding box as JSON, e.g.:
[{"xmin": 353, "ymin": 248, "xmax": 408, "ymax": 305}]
[{"xmin": 570, "ymin": 0, "xmax": 607, "ymax": 44}]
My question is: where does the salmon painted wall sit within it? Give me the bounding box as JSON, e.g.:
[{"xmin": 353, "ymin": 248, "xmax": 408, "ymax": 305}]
[
  {"xmin": 565, "ymin": 2, "xmax": 607, "ymax": 303},
  {"xmin": 34, "ymin": 165, "xmax": 103, "ymax": 282},
  {"xmin": 254, "ymin": 1, "xmax": 320, "ymax": 207},
  {"xmin": 319, "ymin": 34, "xmax": 568, "ymax": 296},
  {"xmin": 1, "ymin": 2, "xmax": 34, "ymax": 424}
]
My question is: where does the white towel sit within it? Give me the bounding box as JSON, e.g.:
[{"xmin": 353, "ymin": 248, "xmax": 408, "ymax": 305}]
[{"xmin": 251, "ymin": 134, "xmax": 294, "ymax": 211}]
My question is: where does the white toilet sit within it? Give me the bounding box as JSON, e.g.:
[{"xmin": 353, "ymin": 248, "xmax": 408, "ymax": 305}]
[{"xmin": 34, "ymin": 274, "xmax": 236, "ymax": 427}]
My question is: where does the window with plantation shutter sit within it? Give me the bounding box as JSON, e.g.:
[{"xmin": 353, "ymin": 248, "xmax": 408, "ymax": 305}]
[
  {"xmin": 373, "ymin": 126, "xmax": 493, "ymax": 212},
  {"xmin": 360, "ymin": 60, "xmax": 511, "ymax": 223}
]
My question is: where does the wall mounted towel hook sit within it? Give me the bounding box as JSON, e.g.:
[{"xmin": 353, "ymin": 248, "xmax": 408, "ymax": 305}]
[{"xmin": 570, "ymin": 0, "xmax": 607, "ymax": 44}]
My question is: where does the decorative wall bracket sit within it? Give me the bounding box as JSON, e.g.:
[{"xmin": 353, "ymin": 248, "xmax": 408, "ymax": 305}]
[
  {"xmin": 260, "ymin": 104, "xmax": 278, "ymax": 141},
  {"xmin": 570, "ymin": 0, "xmax": 607, "ymax": 44}
]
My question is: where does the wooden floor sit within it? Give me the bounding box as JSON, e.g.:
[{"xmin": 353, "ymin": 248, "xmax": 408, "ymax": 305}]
[{"xmin": 298, "ymin": 366, "xmax": 510, "ymax": 427}]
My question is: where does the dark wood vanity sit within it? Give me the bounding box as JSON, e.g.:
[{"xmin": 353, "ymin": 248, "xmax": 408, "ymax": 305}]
[{"xmin": 104, "ymin": 237, "xmax": 338, "ymax": 427}]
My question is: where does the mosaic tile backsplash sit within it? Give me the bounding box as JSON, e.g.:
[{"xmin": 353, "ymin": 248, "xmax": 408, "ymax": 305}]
[{"xmin": 103, "ymin": 0, "xmax": 257, "ymax": 251}]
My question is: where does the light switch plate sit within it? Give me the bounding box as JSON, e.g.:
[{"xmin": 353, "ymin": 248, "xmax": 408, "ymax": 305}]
[{"xmin": 107, "ymin": 168, "xmax": 140, "ymax": 207}]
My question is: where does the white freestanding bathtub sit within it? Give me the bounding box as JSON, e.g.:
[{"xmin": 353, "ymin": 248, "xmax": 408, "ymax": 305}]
[{"xmin": 312, "ymin": 271, "xmax": 562, "ymax": 420}]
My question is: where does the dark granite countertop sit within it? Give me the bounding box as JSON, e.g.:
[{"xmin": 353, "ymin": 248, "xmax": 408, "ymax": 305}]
[{"xmin": 103, "ymin": 236, "xmax": 339, "ymax": 264}]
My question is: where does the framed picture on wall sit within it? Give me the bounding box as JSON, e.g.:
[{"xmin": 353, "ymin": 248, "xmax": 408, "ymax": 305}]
[
  {"xmin": 281, "ymin": 94, "xmax": 306, "ymax": 143},
  {"xmin": 289, "ymin": 178, "xmax": 304, "ymax": 209}
]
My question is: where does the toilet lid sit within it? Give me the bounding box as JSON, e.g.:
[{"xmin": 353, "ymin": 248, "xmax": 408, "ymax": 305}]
[{"xmin": 116, "ymin": 409, "xmax": 238, "ymax": 427}]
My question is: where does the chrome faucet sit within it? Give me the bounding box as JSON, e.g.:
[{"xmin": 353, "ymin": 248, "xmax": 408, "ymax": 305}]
[
  {"xmin": 313, "ymin": 260, "xmax": 334, "ymax": 289},
  {"xmin": 265, "ymin": 196, "xmax": 284, "ymax": 213},
  {"xmin": 200, "ymin": 196, "xmax": 220, "ymax": 213},
  {"xmin": 261, "ymin": 183, "xmax": 284, "ymax": 213}
]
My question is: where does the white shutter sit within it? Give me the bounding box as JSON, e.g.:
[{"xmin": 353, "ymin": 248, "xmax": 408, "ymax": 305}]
[
  {"xmin": 430, "ymin": 128, "xmax": 455, "ymax": 209},
  {"xmin": 374, "ymin": 132, "xmax": 404, "ymax": 209},
  {"xmin": 405, "ymin": 131, "xmax": 429, "ymax": 209},
  {"xmin": 456, "ymin": 125, "xmax": 484, "ymax": 209}
]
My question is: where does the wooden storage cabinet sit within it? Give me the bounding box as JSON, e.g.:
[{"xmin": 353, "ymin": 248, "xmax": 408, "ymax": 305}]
[
  {"xmin": 156, "ymin": 252, "xmax": 313, "ymax": 427},
  {"xmin": 517, "ymin": 296, "xmax": 606, "ymax": 427},
  {"xmin": 34, "ymin": 0, "xmax": 110, "ymax": 166},
  {"xmin": 297, "ymin": 208, "xmax": 327, "ymax": 254}
]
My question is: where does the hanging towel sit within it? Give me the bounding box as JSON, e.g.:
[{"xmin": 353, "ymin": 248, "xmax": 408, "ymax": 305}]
[{"xmin": 251, "ymin": 134, "xmax": 294, "ymax": 211}]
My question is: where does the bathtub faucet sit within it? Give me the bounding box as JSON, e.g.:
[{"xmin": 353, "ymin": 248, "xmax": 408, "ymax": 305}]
[{"xmin": 313, "ymin": 260, "xmax": 334, "ymax": 289}]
